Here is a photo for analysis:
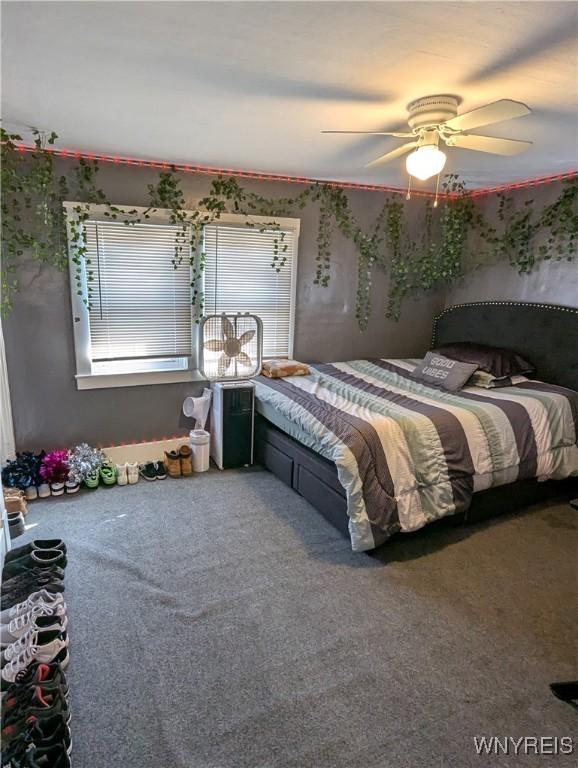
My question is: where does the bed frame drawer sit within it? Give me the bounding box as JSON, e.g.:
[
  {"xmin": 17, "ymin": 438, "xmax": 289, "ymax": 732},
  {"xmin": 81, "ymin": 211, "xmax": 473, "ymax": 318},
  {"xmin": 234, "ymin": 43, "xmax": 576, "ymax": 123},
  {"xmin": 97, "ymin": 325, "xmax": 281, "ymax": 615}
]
[
  {"xmin": 293, "ymin": 465, "xmax": 350, "ymax": 537},
  {"xmin": 258, "ymin": 439, "xmax": 294, "ymax": 488}
]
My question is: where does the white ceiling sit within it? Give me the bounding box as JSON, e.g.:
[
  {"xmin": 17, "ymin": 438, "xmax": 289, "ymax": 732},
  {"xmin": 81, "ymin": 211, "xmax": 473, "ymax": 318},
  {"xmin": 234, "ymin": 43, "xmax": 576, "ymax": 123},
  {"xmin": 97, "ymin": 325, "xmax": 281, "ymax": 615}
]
[{"xmin": 2, "ymin": 1, "xmax": 577, "ymax": 188}]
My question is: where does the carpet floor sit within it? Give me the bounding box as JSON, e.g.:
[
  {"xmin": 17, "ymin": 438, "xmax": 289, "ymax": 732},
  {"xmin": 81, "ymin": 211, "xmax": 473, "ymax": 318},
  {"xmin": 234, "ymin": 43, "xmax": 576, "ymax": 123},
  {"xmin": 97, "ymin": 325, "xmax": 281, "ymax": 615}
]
[{"xmin": 13, "ymin": 467, "xmax": 578, "ymax": 768}]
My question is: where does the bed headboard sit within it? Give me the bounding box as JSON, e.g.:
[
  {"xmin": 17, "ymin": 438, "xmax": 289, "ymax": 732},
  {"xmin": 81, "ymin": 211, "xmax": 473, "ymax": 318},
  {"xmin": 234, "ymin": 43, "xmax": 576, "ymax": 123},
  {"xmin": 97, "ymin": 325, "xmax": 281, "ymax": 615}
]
[{"xmin": 431, "ymin": 301, "xmax": 578, "ymax": 391}]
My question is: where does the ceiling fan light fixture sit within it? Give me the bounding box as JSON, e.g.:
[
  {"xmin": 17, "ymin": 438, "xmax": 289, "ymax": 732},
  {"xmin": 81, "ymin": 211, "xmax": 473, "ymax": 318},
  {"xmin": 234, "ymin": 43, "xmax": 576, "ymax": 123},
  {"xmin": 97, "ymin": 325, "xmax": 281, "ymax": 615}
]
[{"xmin": 405, "ymin": 145, "xmax": 447, "ymax": 181}]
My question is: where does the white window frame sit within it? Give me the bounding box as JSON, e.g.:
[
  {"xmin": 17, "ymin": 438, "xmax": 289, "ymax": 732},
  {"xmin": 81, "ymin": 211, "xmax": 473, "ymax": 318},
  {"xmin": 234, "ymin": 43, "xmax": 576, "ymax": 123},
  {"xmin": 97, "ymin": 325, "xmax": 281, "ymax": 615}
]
[{"xmin": 65, "ymin": 203, "xmax": 300, "ymax": 390}]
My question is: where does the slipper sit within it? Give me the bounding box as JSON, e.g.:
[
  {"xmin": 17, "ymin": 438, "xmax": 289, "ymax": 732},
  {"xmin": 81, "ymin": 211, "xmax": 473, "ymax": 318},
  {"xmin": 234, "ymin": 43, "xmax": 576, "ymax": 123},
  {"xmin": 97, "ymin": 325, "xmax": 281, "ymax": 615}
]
[
  {"xmin": 84, "ymin": 471, "xmax": 99, "ymax": 489},
  {"xmin": 100, "ymin": 464, "xmax": 116, "ymax": 486}
]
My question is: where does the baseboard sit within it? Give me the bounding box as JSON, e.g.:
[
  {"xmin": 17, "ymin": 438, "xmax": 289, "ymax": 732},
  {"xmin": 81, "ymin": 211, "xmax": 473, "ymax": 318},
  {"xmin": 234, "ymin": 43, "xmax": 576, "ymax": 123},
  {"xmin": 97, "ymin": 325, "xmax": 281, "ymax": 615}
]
[{"xmin": 104, "ymin": 437, "xmax": 187, "ymax": 465}]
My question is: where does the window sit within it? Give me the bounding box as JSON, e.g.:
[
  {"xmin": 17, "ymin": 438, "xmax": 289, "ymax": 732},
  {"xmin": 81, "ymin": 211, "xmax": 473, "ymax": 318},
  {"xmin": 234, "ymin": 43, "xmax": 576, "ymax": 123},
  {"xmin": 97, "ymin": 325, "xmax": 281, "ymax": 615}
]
[
  {"xmin": 66, "ymin": 204, "xmax": 299, "ymax": 389},
  {"xmin": 203, "ymin": 221, "xmax": 299, "ymax": 359}
]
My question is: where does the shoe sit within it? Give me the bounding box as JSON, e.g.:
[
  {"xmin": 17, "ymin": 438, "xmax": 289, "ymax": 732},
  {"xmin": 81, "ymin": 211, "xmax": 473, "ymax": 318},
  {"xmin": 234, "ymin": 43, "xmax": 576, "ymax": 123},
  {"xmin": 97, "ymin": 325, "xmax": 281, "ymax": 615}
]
[
  {"xmin": 37, "ymin": 483, "xmax": 51, "ymax": 499},
  {"xmin": 13, "ymin": 742, "xmax": 71, "ymax": 767},
  {"xmin": 153, "ymin": 461, "xmax": 166, "ymax": 480},
  {"xmin": 50, "ymin": 483, "xmax": 65, "ymax": 497},
  {"xmin": 1, "ymin": 714, "xmax": 72, "ymax": 765},
  {"xmin": 7, "ymin": 514, "xmax": 25, "ymax": 539},
  {"xmin": 3, "ymin": 617, "xmax": 67, "ymax": 663},
  {"xmin": 99, "ymin": 462, "xmax": 116, "ymax": 486},
  {"xmin": 126, "ymin": 462, "xmax": 139, "ymax": 484},
  {"xmin": 1, "ymin": 602, "xmax": 67, "ymax": 647},
  {"xmin": 5, "ymin": 542, "xmax": 67, "ymax": 565},
  {"xmin": 2, "ymin": 566, "xmax": 66, "ymax": 593},
  {"xmin": 1, "ymin": 687, "xmax": 70, "ymax": 744},
  {"xmin": 164, "ymin": 450, "xmax": 181, "ymax": 478},
  {"xmin": 24, "ymin": 486, "xmax": 38, "ymax": 501},
  {"xmin": 1, "ymin": 591, "xmax": 65, "ymax": 625},
  {"xmin": 179, "ymin": 445, "xmax": 193, "ymax": 477},
  {"xmin": 3, "ymin": 550, "xmax": 67, "ymax": 581},
  {"xmin": 139, "ymin": 463, "xmax": 157, "ymax": 482},
  {"xmin": 64, "ymin": 480, "xmax": 79, "ymax": 494},
  {"xmin": 2, "ymin": 581, "xmax": 65, "ymax": 611},
  {"xmin": 83, "ymin": 470, "xmax": 99, "ymax": 489},
  {"xmin": 2, "ymin": 663, "xmax": 69, "ymax": 708},
  {"xmin": 1, "ymin": 631, "xmax": 69, "ymax": 688},
  {"xmin": 115, "ymin": 463, "xmax": 128, "ymax": 486}
]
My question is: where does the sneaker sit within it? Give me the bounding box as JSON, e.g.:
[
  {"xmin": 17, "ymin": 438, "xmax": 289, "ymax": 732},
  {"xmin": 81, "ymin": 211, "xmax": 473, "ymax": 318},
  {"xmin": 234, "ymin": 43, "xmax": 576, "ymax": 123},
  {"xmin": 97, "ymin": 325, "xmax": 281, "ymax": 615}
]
[
  {"xmin": 7, "ymin": 514, "xmax": 25, "ymax": 539},
  {"xmin": 1, "ymin": 591, "xmax": 65, "ymax": 625},
  {"xmin": 2, "ymin": 663, "xmax": 69, "ymax": 709},
  {"xmin": 99, "ymin": 462, "xmax": 116, "ymax": 486},
  {"xmin": 115, "ymin": 463, "xmax": 128, "ymax": 486},
  {"xmin": 1, "ymin": 687, "xmax": 70, "ymax": 744},
  {"xmin": 64, "ymin": 480, "xmax": 79, "ymax": 495},
  {"xmin": 24, "ymin": 486, "xmax": 38, "ymax": 501},
  {"xmin": 5, "ymin": 542, "xmax": 67, "ymax": 565},
  {"xmin": 139, "ymin": 463, "xmax": 157, "ymax": 482},
  {"xmin": 1, "ymin": 714, "xmax": 72, "ymax": 764},
  {"xmin": 83, "ymin": 470, "xmax": 99, "ymax": 489},
  {"xmin": 1, "ymin": 602, "xmax": 67, "ymax": 646},
  {"xmin": 3, "ymin": 618, "xmax": 67, "ymax": 663},
  {"xmin": 2, "ymin": 567, "xmax": 65, "ymax": 594},
  {"xmin": 3, "ymin": 551, "xmax": 67, "ymax": 581},
  {"xmin": 164, "ymin": 450, "xmax": 181, "ymax": 478},
  {"xmin": 21, "ymin": 742, "xmax": 71, "ymax": 767},
  {"xmin": 179, "ymin": 444, "xmax": 193, "ymax": 477},
  {"xmin": 1, "ymin": 632, "xmax": 69, "ymax": 688},
  {"xmin": 37, "ymin": 483, "xmax": 51, "ymax": 499},
  {"xmin": 126, "ymin": 462, "xmax": 139, "ymax": 484},
  {"xmin": 153, "ymin": 461, "xmax": 166, "ymax": 480},
  {"xmin": 1, "ymin": 581, "xmax": 65, "ymax": 612}
]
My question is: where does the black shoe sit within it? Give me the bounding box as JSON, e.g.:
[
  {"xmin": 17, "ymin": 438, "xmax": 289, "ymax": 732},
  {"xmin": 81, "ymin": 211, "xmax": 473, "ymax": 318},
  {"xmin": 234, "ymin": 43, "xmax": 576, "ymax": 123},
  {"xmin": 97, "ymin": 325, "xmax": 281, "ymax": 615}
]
[
  {"xmin": 1, "ymin": 715, "xmax": 71, "ymax": 766},
  {"xmin": 3, "ymin": 551, "xmax": 67, "ymax": 581},
  {"xmin": 23, "ymin": 742, "xmax": 71, "ymax": 768},
  {"xmin": 550, "ymin": 681, "xmax": 578, "ymax": 703},
  {"xmin": 139, "ymin": 463, "xmax": 157, "ymax": 482},
  {"xmin": 153, "ymin": 461, "xmax": 167, "ymax": 480},
  {"xmin": 1, "ymin": 581, "xmax": 65, "ymax": 611},
  {"xmin": 5, "ymin": 541, "xmax": 67, "ymax": 564},
  {"xmin": 1, "ymin": 685, "xmax": 70, "ymax": 742},
  {"xmin": 2, "ymin": 663, "xmax": 69, "ymax": 710},
  {"xmin": 2, "ymin": 568, "xmax": 65, "ymax": 594}
]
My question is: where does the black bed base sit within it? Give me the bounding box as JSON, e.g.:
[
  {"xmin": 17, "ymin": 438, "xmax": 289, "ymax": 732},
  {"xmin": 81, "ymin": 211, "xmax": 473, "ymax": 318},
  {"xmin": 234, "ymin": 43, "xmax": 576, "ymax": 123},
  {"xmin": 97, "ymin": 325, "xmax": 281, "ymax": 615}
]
[{"xmin": 255, "ymin": 415, "xmax": 577, "ymax": 546}]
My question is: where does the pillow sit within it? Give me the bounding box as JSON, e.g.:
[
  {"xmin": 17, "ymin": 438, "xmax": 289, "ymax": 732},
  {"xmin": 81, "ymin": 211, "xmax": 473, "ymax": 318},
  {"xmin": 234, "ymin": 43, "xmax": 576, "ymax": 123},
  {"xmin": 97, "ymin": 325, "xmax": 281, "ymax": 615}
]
[
  {"xmin": 431, "ymin": 341, "xmax": 535, "ymax": 378},
  {"xmin": 468, "ymin": 370, "xmax": 530, "ymax": 389},
  {"xmin": 413, "ymin": 352, "xmax": 478, "ymax": 392},
  {"xmin": 261, "ymin": 359, "xmax": 310, "ymax": 378}
]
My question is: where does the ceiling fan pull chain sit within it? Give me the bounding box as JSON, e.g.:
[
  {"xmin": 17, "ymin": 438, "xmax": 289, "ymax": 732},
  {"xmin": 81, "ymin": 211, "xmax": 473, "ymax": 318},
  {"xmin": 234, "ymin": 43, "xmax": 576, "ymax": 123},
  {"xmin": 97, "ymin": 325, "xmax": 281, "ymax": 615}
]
[
  {"xmin": 433, "ymin": 173, "xmax": 440, "ymax": 208},
  {"xmin": 405, "ymin": 176, "xmax": 412, "ymax": 201}
]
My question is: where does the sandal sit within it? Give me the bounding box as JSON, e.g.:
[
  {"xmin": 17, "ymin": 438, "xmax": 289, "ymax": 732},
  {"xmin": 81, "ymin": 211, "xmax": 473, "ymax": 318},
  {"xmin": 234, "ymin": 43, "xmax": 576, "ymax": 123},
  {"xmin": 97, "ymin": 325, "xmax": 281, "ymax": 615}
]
[
  {"xmin": 179, "ymin": 445, "xmax": 193, "ymax": 477},
  {"xmin": 164, "ymin": 450, "xmax": 181, "ymax": 478}
]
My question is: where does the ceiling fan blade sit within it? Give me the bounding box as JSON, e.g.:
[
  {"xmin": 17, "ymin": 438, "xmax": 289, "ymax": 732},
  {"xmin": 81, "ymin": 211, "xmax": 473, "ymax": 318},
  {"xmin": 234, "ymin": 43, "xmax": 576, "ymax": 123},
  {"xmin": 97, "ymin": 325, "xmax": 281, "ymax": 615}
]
[
  {"xmin": 444, "ymin": 100, "xmax": 531, "ymax": 132},
  {"xmin": 448, "ymin": 134, "xmax": 532, "ymax": 156},
  {"xmin": 322, "ymin": 130, "xmax": 413, "ymax": 138},
  {"xmin": 365, "ymin": 141, "xmax": 419, "ymax": 168}
]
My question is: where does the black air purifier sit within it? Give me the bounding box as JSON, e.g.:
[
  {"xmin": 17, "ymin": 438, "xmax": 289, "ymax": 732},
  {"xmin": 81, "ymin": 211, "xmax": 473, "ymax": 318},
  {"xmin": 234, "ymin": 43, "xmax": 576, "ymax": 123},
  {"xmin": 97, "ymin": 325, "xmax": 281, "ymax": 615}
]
[{"xmin": 210, "ymin": 381, "xmax": 255, "ymax": 469}]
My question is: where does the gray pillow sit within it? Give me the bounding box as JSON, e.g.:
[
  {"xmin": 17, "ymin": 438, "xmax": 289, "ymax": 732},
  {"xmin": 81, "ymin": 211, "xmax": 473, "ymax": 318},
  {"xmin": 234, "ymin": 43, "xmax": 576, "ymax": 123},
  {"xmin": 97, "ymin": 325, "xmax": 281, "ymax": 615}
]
[{"xmin": 414, "ymin": 352, "xmax": 478, "ymax": 392}]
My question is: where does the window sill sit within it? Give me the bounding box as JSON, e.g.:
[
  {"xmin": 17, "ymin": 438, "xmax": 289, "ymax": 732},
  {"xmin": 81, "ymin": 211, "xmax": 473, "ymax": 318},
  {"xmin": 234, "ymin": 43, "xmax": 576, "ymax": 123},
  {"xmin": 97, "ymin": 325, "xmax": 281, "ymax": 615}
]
[{"xmin": 75, "ymin": 369, "xmax": 207, "ymax": 390}]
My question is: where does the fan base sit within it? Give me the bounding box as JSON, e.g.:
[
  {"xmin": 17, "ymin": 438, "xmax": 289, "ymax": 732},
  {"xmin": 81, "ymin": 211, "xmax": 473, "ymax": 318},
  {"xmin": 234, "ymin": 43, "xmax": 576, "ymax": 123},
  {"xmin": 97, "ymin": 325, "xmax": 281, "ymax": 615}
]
[{"xmin": 407, "ymin": 94, "xmax": 460, "ymax": 130}]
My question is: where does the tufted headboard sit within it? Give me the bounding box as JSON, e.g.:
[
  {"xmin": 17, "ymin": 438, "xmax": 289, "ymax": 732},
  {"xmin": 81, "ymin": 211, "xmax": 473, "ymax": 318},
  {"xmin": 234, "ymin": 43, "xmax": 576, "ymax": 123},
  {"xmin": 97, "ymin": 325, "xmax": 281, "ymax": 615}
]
[{"xmin": 431, "ymin": 301, "xmax": 578, "ymax": 391}]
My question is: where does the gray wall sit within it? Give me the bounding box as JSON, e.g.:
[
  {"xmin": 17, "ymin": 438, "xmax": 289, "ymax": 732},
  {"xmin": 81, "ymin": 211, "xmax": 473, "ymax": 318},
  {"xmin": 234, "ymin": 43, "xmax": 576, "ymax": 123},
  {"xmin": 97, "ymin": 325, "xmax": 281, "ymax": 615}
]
[
  {"xmin": 446, "ymin": 181, "xmax": 578, "ymax": 309},
  {"xmin": 4, "ymin": 161, "xmax": 443, "ymax": 450}
]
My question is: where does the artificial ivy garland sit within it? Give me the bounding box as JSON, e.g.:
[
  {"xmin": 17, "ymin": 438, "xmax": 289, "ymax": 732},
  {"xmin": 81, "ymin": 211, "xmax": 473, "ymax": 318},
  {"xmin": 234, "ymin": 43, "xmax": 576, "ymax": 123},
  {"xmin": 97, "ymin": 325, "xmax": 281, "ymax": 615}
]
[{"xmin": 2, "ymin": 129, "xmax": 577, "ymax": 328}]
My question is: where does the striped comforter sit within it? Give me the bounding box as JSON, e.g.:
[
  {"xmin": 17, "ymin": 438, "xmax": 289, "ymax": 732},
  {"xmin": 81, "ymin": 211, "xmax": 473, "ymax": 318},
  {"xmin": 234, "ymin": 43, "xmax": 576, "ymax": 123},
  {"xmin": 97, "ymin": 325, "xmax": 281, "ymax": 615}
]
[{"xmin": 254, "ymin": 359, "xmax": 578, "ymax": 552}]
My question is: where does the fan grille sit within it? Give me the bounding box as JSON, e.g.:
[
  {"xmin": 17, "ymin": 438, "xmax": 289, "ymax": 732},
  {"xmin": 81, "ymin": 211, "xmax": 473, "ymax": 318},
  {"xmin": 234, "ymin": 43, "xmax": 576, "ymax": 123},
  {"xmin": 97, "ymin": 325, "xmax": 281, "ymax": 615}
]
[{"xmin": 201, "ymin": 313, "xmax": 262, "ymax": 380}]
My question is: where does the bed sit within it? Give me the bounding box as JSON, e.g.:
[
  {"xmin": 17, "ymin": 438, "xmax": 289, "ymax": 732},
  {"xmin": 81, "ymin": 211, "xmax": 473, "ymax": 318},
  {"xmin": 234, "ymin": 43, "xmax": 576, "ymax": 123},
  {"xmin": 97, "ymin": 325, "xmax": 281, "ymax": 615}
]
[{"xmin": 253, "ymin": 301, "xmax": 578, "ymax": 551}]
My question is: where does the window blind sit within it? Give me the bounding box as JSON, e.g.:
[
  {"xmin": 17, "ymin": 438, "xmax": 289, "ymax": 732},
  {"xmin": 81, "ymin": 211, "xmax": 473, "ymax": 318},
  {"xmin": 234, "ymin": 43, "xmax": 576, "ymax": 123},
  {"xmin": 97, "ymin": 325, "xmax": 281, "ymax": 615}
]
[
  {"xmin": 84, "ymin": 220, "xmax": 192, "ymax": 362},
  {"xmin": 203, "ymin": 224, "xmax": 295, "ymax": 358}
]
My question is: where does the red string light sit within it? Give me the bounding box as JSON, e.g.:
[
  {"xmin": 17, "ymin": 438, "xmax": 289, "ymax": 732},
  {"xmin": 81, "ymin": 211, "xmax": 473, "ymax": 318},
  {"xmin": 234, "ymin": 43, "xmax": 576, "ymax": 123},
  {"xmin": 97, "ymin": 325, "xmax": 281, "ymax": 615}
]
[{"xmin": 6, "ymin": 142, "xmax": 577, "ymax": 197}]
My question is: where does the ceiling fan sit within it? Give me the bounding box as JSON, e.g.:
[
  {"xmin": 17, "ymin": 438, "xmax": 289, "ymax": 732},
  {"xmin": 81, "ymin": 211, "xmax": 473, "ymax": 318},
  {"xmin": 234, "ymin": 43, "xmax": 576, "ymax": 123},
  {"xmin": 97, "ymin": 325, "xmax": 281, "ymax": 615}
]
[{"xmin": 322, "ymin": 95, "xmax": 532, "ymax": 180}]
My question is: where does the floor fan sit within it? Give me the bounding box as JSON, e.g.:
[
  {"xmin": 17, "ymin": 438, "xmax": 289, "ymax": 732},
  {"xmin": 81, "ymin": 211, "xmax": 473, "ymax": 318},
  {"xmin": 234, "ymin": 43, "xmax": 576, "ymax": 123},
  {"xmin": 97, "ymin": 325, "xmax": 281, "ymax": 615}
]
[{"xmin": 199, "ymin": 313, "xmax": 263, "ymax": 469}]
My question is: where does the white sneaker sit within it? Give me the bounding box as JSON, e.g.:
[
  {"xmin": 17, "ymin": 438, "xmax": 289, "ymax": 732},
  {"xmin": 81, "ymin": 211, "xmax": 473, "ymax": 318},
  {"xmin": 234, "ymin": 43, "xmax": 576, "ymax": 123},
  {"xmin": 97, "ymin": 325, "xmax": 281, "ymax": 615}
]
[
  {"xmin": 0, "ymin": 590, "xmax": 64, "ymax": 625},
  {"xmin": 1, "ymin": 631, "xmax": 69, "ymax": 685},
  {"xmin": 127, "ymin": 462, "xmax": 139, "ymax": 484},
  {"xmin": 116, "ymin": 463, "xmax": 128, "ymax": 486},
  {"xmin": 1, "ymin": 600, "xmax": 67, "ymax": 646},
  {"xmin": 2, "ymin": 615, "xmax": 68, "ymax": 662}
]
